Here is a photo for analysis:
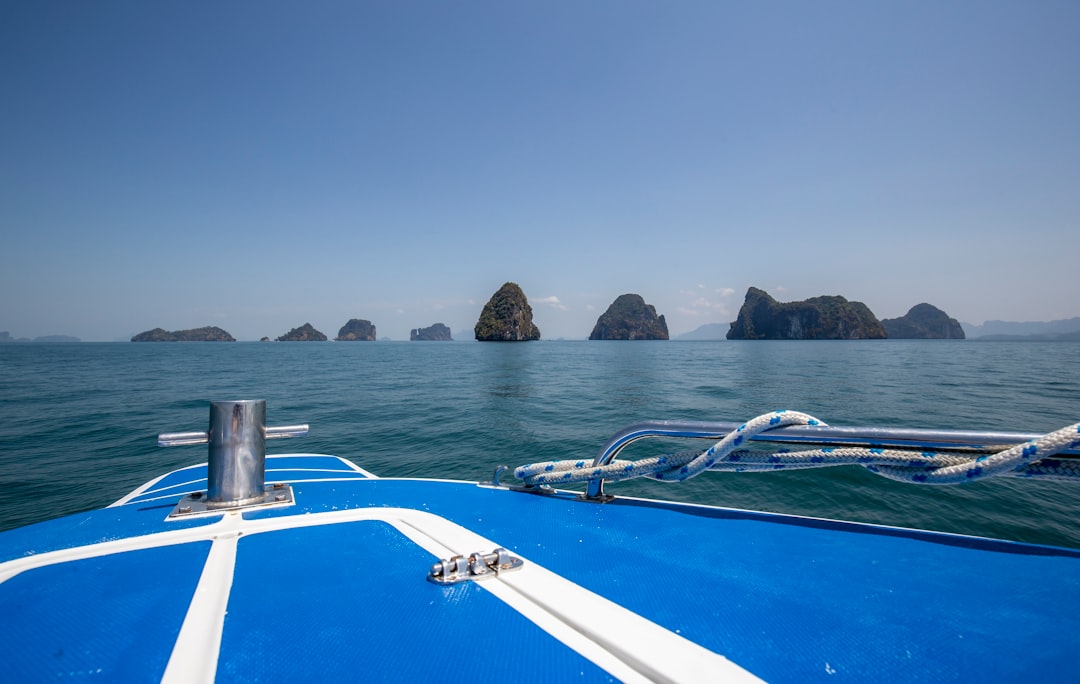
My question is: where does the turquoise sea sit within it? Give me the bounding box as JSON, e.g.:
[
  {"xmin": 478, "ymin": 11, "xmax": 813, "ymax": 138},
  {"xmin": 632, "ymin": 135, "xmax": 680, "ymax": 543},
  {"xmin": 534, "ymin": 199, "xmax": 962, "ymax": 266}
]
[{"xmin": 1, "ymin": 340, "xmax": 1078, "ymax": 548}]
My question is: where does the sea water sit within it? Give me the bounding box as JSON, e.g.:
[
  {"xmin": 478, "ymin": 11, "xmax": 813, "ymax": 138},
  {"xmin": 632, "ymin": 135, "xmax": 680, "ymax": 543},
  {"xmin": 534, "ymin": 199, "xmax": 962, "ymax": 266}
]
[{"xmin": 1, "ymin": 340, "xmax": 1077, "ymax": 548}]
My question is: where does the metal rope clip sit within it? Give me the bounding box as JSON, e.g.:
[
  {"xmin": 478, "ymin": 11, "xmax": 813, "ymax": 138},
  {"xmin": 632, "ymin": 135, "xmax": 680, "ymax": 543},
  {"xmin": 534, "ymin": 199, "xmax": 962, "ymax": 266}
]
[{"xmin": 427, "ymin": 548, "xmax": 523, "ymax": 584}]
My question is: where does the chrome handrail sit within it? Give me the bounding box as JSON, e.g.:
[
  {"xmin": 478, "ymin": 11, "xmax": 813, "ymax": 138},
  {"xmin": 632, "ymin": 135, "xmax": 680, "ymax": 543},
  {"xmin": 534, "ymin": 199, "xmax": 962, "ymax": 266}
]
[
  {"xmin": 158, "ymin": 424, "xmax": 309, "ymax": 447},
  {"xmin": 584, "ymin": 420, "xmax": 1080, "ymax": 499}
]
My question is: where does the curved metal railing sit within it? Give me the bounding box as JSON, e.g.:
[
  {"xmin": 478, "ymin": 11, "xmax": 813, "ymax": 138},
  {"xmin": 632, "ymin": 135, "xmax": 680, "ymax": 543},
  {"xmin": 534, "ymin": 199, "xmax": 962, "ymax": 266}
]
[{"xmin": 579, "ymin": 419, "xmax": 1080, "ymax": 498}]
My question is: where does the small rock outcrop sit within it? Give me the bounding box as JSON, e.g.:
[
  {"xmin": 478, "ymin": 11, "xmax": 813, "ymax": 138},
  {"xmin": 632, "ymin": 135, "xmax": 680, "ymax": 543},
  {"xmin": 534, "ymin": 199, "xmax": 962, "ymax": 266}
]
[
  {"xmin": 589, "ymin": 294, "xmax": 669, "ymax": 340},
  {"xmin": 276, "ymin": 323, "xmax": 327, "ymax": 342},
  {"xmin": 131, "ymin": 326, "xmax": 235, "ymax": 342},
  {"xmin": 726, "ymin": 287, "xmax": 886, "ymax": 340},
  {"xmin": 882, "ymin": 304, "xmax": 965, "ymax": 339},
  {"xmin": 474, "ymin": 282, "xmax": 541, "ymax": 341},
  {"xmin": 336, "ymin": 319, "xmax": 377, "ymax": 341},
  {"xmin": 411, "ymin": 323, "xmax": 452, "ymax": 341}
]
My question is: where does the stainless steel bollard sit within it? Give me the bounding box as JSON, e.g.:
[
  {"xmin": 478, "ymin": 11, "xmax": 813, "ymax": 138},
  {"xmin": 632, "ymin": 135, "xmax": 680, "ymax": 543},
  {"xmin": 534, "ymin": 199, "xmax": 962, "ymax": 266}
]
[
  {"xmin": 158, "ymin": 401, "xmax": 307, "ymax": 514},
  {"xmin": 207, "ymin": 399, "xmax": 266, "ymax": 508}
]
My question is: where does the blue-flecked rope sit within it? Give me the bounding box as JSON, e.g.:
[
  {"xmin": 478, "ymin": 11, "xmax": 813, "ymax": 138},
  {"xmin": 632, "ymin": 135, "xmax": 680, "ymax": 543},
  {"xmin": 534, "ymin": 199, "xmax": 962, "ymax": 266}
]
[{"xmin": 514, "ymin": 410, "xmax": 1080, "ymax": 487}]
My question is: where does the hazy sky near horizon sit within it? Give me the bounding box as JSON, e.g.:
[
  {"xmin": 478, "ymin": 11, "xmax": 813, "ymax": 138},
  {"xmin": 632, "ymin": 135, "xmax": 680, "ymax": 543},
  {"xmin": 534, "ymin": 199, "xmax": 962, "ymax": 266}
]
[{"xmin": 2, "ymin": 2, "xmax": 1078, "ymax": 341}]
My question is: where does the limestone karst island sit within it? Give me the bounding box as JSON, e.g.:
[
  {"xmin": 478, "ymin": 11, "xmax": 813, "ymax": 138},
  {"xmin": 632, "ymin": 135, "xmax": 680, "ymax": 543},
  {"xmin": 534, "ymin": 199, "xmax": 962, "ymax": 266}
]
[
  {"xmin": 589, "ymin": 294, "xmax": 669, "ymax": 340},
  {"xmin": 130, "ymin": 326, "xmax": 235, "ymax": 342},
  {"xmin": 128, "ymin": 284, "xmax": 965, "ymax": 342},
  {"xmin": 411, "ymin": 323, "xmax": 452, "ymax": 341},
  {"xmin": 881, "ymin": 303, "xmax": 965, "ymax": 339},
  {"xmin": 277, "ymin": 323, "xmax": 327, "ymax": 342},
  {"xmin": 725, "ymin": 288, "xmax": 964, "ymax": 340},
  {"xmin": 336, "ymin": 319, "xmax": 377, "ymax": 341},
  {"xmin": 474, "ymin": 282, "xmax": 541, "ymax": 341}
]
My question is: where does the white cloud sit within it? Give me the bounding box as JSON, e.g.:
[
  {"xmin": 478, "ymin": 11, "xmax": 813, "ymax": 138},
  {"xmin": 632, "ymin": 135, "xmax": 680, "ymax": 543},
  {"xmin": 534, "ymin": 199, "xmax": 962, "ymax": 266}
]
[
  {"xmin": 685, "ymin": 286, "xmax": 734, "ymax": 298},
  {"xmin": 535, "ymin": 296, "xmax": 568, "ymax": 311},
  {"xmin": 676, "ymin": 289, "xmax": 733, "ymax": 320}
]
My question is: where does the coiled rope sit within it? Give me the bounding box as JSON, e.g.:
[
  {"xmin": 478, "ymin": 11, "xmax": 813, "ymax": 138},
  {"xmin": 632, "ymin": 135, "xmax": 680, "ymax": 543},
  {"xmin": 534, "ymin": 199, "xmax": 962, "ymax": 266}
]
[{"xmin": 514, "ymin": 410, "xmax": 1080, "ymax": 488}]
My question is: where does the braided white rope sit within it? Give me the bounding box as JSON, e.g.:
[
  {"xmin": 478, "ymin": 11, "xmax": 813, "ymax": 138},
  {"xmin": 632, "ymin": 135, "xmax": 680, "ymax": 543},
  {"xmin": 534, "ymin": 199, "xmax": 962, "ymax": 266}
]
[{"xmin": 514, "ymin": 410, "xmax": 1080, "ymax": 488}]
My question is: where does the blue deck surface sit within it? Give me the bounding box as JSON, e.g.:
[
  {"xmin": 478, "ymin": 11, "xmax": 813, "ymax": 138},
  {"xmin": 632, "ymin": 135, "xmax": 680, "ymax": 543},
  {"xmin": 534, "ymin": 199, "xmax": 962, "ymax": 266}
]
[
  {"xmin": 245, "ymin": 478, "xmax": 1080, "ymax": 683},
  {"xmin": 0, "ymin": 499, "xmax": 221, "ymax": 563},
  {"xmin": 2, "ymin": 456, "xmax": 1079, "ymax": 682},
  {"xmin": 219, "ymin": 520, "xmax": 614, "ymax": 682},
  {"xmin": 2, "ymin": 541, "xmax": 210, "ymax": 680}
]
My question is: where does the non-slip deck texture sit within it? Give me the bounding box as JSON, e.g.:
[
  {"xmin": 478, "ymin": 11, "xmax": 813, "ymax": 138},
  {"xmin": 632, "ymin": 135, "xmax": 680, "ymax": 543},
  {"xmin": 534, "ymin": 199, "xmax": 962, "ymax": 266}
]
[
  {"xmin": 247, "ymin": 478, "xmax": 1080, "ymax": 682},
  {"xmin": 217, "ymin": 521, "xmax": 614, "ymax": 682},
  {"xmin": 1, "ymin": 542, "xmax": 210, "ymax": 680},
  {"xmin": 3, "ymin": 458, "xmax": 1079, "ymax": 682}
]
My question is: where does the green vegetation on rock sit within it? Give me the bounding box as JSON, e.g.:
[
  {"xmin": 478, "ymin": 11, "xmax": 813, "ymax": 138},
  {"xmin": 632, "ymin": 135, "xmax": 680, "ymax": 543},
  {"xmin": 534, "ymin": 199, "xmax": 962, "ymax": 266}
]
[
  {"xmin": 336, "ymin": 319, "xmax": 376, "ymax": 341},
  {"xmin": 726, "ymin": 287, "xmax": 886, "ymax": 340},
  {"xmin": 882, "ymin": 304, "xmax": 965, "ymax": 339},
  {"xmin": 589, "ymin": 294, "xmax": 669, "ymax": 340},
  {"xmin": 131, "ymin": 326, "xmax": 235, "ymax": 342},
  {"xmin": 277, "ymin": 323, "xmax": 327, "ymax": 342},
  {"xmin": 474, "ymin": 282, "xmax": 541, "ymax": 342}
]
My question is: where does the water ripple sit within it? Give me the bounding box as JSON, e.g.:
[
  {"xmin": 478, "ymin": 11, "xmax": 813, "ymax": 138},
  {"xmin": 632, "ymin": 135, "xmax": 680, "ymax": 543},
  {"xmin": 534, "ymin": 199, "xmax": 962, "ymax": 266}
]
[{"xmin": 1, "ymin": 340, "xmax": 1078, "ymax": 547}]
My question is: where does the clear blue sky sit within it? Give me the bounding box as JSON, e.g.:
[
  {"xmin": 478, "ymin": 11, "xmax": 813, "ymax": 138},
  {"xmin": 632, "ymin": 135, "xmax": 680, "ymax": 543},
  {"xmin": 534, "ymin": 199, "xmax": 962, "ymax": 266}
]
[{"xmin": 3, "ymin": 1, "xmax": 1078, "ymax": 340}]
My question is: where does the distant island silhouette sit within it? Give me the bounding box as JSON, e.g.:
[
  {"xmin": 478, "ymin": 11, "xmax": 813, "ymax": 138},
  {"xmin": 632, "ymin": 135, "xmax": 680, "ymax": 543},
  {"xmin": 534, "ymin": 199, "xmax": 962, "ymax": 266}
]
[
  {"xmin": 11, "ymin": 285, "xmax": 1078, "ymax": 342},
  {"xmin": 131, "ymin": 327, "xmax": 234, "ymax": 342},
  {"xmin": 0, "ymin": 332, "xmax": 81, "ymax": 343}
]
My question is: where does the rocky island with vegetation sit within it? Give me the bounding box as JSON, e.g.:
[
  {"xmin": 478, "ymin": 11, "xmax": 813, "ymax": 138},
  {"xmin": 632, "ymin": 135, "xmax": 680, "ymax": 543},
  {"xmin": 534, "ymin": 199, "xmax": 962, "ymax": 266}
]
[
  {"xmin": 882, "ymin": 304, "xmax": 965, "ymax": 339},
  {"xmin": 726, "ymin": 288, "xmax": 886, "ymax": 340},
  {"xmin": 411, "ymin": 323, "xmax": 452, "ymax": 341},
  {"xmin": 589, "ymin": 294, "xmax": 669, "ymax": 340},
  {"xmin": 114, "ymin": 282, "xmax": 978, "ymax": 343},
  {"xmin": 131, "ymin": 326, "xmax": 235, "ymax": 342},
  {"xmin": 474, "ymin": 282, "xmax": 540, "ymax": 341},
  {"xmin": 336, "ymin": 319, "xmax": 376, "ymax": 341},
  {"xmin": 276, "ymin": 323, "xmax": 327, "ymax": 341}
]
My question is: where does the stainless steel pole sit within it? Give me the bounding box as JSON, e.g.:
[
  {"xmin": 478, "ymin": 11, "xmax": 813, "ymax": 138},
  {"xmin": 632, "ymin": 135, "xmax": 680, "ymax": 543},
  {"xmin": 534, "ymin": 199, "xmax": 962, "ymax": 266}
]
[{"xmin": 206, "ymin": 399, "xmax": 266, "ymax": 508}]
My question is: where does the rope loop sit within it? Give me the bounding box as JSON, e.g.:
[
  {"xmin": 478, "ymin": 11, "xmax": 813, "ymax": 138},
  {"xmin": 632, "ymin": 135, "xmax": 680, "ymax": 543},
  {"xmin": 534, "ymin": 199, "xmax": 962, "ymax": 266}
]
[{"xmin": 513, "ymin": 411, "xmax": 1080, "ymax": 489}]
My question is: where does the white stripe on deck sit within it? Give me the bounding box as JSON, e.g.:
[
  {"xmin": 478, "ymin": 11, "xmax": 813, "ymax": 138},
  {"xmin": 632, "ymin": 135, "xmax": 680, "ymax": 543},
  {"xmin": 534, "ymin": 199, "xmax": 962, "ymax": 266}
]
[
  {"xmin": 161, "ymin": 530, "xmax": 238, "ymax": 683},
  {"xmin": 0, "ymin": 506, "xmax": 762, "ymax": 683}
]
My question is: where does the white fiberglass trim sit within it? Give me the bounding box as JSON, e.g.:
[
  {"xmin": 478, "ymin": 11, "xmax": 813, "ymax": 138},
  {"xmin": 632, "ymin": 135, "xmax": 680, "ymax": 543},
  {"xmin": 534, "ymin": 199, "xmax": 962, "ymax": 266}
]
[
  {"xmin": 110, "ymin": 476, "xmax": 209, "ymax": 506},
  {"xmin": 110, "ymin": 455, "xmax": 376, "ymax": 506},
  {"xmin": 108, "ymin": 469, "xmax": 196, "ymax": 506},
  {"xmin": 388, "ymin": 511, "xmax": 763, "ymax": 684},
  {"xmin": 161, "ymin": 530, "xmax": 238, "ymax": 684},
  {"xmin": 266, "ymin": 453, "xmax": 373, "ymax": 474},
  {"xmin": 0, "ymin": 506, "xmax": 761, "ymax": 683}
]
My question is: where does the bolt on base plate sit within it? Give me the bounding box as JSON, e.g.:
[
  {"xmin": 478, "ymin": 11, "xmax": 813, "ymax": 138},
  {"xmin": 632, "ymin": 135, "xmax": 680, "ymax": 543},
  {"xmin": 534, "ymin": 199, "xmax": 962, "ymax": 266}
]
[{"xmin": 167, "ymin": 483, "xmax": 295, "ymax": 519}]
